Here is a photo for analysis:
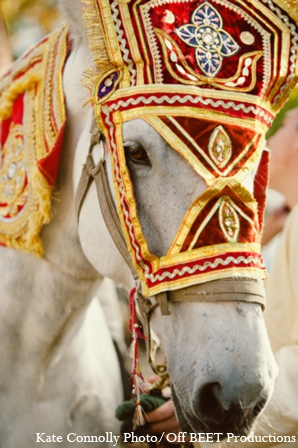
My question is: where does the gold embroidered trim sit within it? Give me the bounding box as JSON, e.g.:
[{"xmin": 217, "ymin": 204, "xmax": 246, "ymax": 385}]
[
  {"xmin": 98, "ymin": 82, "xmax": 274, "ymax": 113},
  {"xmin": 140, "ymin": 3, "xmax": 164, "ymax": 83},
  {"xmin": 145, "ymin": 266, "xmax": 266, "ymax": 296},
  {"xmin": 154, "ymin": 255, "xmax": 265, "ymax": 280},
  {"xmin": 120, "ymin": 1, "xmax": 144, "ymax": 86},
  {"xmin": 120, "ymin": 109, "xmax": 265, "ymax": 185},
  {"xmin": 0, "ymin": 69, "xmax": 41, "ymax": 120},
  {"xmin": 0, "ymin": 91, "xmax": 52, "ymax": 255},
  {"xmin": 0, "ymin": 25, "xmax": 69, "ymax": 255},
  {"xmin": 110, "ymin": 1, "xmax": 136, "ymax": 87}
]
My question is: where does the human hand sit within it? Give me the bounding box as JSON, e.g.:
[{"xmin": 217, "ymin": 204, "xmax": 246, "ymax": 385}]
[
  {"xmin": 144, "ymin": 375, "xmax": 185, "ymax": 444},
  {"xmin": 146, "ymin": 399, "xmax": 181, "ymax": 437}
]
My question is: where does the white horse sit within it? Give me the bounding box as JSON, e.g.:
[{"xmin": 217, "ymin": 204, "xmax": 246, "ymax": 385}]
[{"xmin": 0, "ymin": 0, "xmax": 278, "ymax": 446}]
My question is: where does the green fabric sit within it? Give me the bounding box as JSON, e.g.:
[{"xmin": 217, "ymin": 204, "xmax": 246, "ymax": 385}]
[
  {"xmin": 267, "ymin": 87, "xmax": 298, "ymax": 138},
  {"xmin": 115, "ymin": 394, "xmax": 167, "ymax": 435}
]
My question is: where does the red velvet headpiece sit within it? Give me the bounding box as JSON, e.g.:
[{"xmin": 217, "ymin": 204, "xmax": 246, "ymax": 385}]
[{"xmin": 80, "ymin": 0, "xmax": 298, "ymax": 297}]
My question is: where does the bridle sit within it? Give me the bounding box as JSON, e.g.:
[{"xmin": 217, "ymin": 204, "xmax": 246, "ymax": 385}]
[{"xmin": 75, "ymin": 129, "xmax": 266, "ymax": 370}]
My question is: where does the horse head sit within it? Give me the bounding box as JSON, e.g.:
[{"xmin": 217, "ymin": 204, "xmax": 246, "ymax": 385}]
[
  {"xmin": 75, "ymin": 114, "xmax": 276, "ymax": 437},
  {"xmin": 64, "ymin": 0, "xmax": 298, "ymax": 438}
]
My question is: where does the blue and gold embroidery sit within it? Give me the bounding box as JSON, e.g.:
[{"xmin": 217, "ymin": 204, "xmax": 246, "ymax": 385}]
[{"xmin": 175, "ymin": 2, "xmax": 240, "ymax": 77}]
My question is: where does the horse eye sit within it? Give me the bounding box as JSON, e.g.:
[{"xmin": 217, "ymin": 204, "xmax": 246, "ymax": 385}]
[{"xmin": 123, "ymin": 142, "xmax": 150, "ymax": 166}]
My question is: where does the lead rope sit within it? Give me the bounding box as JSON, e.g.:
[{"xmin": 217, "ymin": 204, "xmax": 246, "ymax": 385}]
[
  {"xmin": 128, "ymin": 287, "xmax": 149, "ymax": 428},
  {"xmin": 129, "ymin": 286, "xmax": 174, "ymax": 440}
]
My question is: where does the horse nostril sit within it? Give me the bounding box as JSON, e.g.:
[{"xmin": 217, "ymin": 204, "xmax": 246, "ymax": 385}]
[
  {"xmin": 252, "ymin": 396, "xmax": 267, "ymax": 417},
  {"xmin": 194, "ymin": 382, "xmax": 268, "ymax": 433},
  {"xmin": 197, "ymin": 382, "xmax": 225, "ymax": 422}
]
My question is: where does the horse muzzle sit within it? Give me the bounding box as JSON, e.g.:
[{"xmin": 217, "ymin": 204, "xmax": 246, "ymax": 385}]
[
  {"xmin": 171, "ymin": 381, "xmax": 269, "ymax": 439},
  {"xmin": 143, "ymin": 278, "xmax": 277, "ymax": 439}
]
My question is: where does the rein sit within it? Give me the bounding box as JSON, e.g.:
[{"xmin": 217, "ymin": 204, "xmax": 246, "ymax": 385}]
[{"xmin": 75, "ymin": 139, "xmax": 266, "ymax": 369}]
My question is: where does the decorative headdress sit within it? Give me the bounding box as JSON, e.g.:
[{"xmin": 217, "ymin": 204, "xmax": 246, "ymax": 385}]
[{"xmin": 81, "ymin": 0, "xmax": 298, "ymax": 298}]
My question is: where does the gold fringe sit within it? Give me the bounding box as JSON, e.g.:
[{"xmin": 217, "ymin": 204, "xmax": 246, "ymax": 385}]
[
  {"xmin": 81, "ymin": 0, "xmax": 112, "ymax": 70},
  {"xmin": 0, "ymin": 167, "xmax": 53, "ymax": 257},
  {"xmin": 25, "ymin": 168, "xmax": 53, "ymax": 255},
  {"xmin": 81, "ymin": 66, "xmax": 99, "ymax": 92},
  {"xmin": 0, "ymin": 71, "xmax": 41, "ymax": 120}
]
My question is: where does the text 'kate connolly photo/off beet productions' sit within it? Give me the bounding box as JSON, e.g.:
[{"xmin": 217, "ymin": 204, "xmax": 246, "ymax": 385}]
[
  {"xmin": 0, "ymin": 0, "xmax": 298, "ymax": 447},
  {"xmin": 34, "ymin": 432, "xmax": 297, "ymax": 444}
]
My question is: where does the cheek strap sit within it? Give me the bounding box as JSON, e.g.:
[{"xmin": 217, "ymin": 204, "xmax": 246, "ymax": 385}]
[{"xmin": 75, "ymin": 149, "xmax": 137, "ymax": 277}]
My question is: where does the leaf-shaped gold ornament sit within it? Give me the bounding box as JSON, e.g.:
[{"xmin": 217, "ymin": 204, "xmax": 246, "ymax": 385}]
[
  {"xmin": 219, "ymin": 197, "xmax": 240, "ymax": 243},
  {"xmin": 208, "ymin": 125, "xmax": 232, "ymax": 169}
]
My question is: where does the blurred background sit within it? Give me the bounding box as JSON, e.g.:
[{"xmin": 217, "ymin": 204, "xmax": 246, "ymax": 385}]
[{"xmin": 0, "ymin": 0, "xmax": 60, "ymax": 74}]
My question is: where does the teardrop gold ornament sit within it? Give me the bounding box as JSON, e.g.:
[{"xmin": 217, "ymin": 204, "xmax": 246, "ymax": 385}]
[
  {"xmin": 219, "ymin": 197, "xmax": 240, "ymax": 243},
  {"xmin": 208, "ymin": 125, "xmax": 232, "ymax": 169}
]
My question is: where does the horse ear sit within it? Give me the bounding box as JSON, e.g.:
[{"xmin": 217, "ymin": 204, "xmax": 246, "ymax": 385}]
[{"xmin": 58, "ymin": 0, "xmax": 87, "ymax": 44}]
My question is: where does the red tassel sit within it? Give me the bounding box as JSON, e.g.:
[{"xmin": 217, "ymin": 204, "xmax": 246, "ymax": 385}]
[{"xmin": 128, "ymin": 287, "xmax": 148, "ymax": 427}]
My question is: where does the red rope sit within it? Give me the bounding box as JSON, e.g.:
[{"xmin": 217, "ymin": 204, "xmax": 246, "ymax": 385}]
[{"xmin": 128, "ymin": 287, "xmax": 148, "ymax": 422}]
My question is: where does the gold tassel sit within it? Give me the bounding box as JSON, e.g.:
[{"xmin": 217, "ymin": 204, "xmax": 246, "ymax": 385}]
[{"xmin": 132, "ymin": 403, "xmax": 146, "ymax": 430}]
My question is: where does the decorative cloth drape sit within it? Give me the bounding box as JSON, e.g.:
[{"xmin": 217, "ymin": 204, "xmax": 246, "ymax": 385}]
[{"xmin": 0, "ymin": 25, "xmax": 69, "ymax": 255}]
